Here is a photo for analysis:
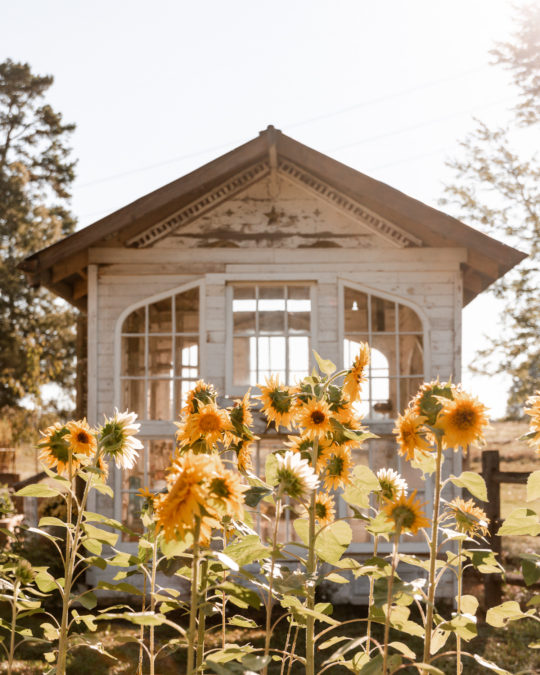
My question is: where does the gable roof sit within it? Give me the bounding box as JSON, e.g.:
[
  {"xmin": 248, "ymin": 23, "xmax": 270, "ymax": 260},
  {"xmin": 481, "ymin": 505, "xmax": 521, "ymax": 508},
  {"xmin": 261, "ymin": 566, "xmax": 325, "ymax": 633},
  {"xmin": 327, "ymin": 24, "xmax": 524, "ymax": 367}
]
[{"xmin": 20, "ymin": 125, "xmax": 526, "ymax": 310}]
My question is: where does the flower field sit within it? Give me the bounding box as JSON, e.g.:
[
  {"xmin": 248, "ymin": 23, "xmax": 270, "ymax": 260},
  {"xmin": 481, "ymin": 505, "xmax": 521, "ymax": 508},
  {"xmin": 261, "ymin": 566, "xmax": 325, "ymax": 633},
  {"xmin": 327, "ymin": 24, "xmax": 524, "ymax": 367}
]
[{"xmin": 1, "ymin": 349, "xmax": 540, "ymax": 674}]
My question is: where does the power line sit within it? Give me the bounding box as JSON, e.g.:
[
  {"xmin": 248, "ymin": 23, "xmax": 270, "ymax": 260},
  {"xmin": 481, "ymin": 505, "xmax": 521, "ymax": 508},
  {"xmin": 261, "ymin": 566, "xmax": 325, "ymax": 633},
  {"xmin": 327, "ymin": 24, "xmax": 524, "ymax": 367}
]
[{"xmin": 75, "ymin": 65, "xmax": 493, "ymax": 191}]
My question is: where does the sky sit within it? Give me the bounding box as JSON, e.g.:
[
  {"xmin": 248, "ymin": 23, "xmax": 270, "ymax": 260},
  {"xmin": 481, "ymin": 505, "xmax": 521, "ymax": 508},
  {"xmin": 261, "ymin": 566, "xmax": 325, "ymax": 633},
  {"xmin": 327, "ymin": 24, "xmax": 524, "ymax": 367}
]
[{"xmin": 2, "ymin": 0, "xmax": 526, "ymax": 418}]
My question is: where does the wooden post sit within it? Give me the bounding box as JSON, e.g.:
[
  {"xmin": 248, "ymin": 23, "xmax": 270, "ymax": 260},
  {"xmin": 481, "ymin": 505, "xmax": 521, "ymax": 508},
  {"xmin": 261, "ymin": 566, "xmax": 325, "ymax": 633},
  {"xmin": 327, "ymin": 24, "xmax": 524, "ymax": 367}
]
[{"xmin": 482, "ymin": 450, "xmax": 502, "ymax": 608}]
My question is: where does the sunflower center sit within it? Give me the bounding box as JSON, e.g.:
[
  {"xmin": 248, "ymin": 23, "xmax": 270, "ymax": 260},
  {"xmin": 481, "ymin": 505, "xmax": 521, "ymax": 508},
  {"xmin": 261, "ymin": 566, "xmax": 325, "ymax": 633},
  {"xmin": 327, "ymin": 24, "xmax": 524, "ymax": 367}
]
[
  {"xmin": 391, "ymin": 505, "xmax": 416, "ymax": 529},
  {"xmin": 327, "ymin": 455, "xmax": 344, "ymax": 476},
  {"xmin": 311, "ymin": 410, "xmax": 326, "ymax": 425},
  {"xmin": 77, "ymin": 431, "xmax": 90, "ymax": 444},
  {"xmin": 453, "ymin": 407, "xmax": 475, "ymax": 430},
  {"xmin": 199, "ymin": 413, "xmax": 221, "ymax": 433},
  {"xmin": 210, "ymin": 477, "xmax": 231, "ymax": 498},
  {"xmin": 315, "ymin": 501, "xmax": 328, "ymax": 519}
]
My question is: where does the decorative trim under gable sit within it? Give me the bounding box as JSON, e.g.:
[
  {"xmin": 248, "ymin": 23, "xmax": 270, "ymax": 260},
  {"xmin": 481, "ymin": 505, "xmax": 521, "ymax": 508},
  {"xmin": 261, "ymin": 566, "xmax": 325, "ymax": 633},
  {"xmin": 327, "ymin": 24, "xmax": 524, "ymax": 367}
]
[
  {"xmin": 278, "ymin": 159, "xmax": 422, "ymax": 248},
  {"xmin": 127, "ymin": 161, "xmax": 270, "ymax": 248}
]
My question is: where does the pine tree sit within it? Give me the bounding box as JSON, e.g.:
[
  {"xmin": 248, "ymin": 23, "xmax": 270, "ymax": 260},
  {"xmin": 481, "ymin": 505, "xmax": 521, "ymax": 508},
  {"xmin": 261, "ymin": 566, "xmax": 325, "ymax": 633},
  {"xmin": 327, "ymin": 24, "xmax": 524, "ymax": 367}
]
[
  {"xmin": 441, "ymin": 3, "xmax": 540, "ymax": 414},
  {"xmin": 0, "ymin": 59, "xmax": 77, "ymax": 410}
]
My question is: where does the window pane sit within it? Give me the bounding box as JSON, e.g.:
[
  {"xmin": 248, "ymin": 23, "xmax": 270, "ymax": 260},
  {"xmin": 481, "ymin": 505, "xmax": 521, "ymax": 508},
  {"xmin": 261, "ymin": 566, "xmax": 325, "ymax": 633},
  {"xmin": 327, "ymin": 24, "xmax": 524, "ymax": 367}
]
[
  {"xmin": 258, "ymin": 336, "xmax": 286, "ymax": 381},
  {"xmin": 259, "ymin": 286, "xmax": 284, "ymax": 300},
  {"xmin": 289, "ymin": 336, "xmax": 310, "ymax": 383},
  {"xmin": 148, "ymin": 440, "xmax": 174, "ymax": 491},
  {"xmin": 175, "ymin": 288, "xmax": 199, "ymax": 333},
  {"xmin": 344, "ymin": 288, "xmax": 368, "ymax": 332},
  {"xmin": 148, "ymin": 380, "xmax": 172, "ymax": 420},
  {"xmin": 149, "ymin": 297, "xmax": 172, "ymax": 333},
  {"xmin": 398, "ymin": 304, "xmax": 423, "ymax": 333},
  {"xmin": 233, "ymin": 336, "xmax": 252, "ymax": 386},
  {"xmin": 123, "ymin": 307, "xmax": 146, "ymax": 334},
  {"xmin": 370, "ymin": 335, "xmax": 395, "ymax": 375},
  {"xmin": 174, "ymin": 379, "xmax": 199, "ymax": 413},
  {"xmin": 399, "ymin": 377, "xmax": 424, "ymax": 413},
  {"xmin": 122, "ymin": 379, "xmax": 145, "ymax": 418},
  {"xmin": 344, "ymin": 336, "xmax": 370, "ymax": 370},
  {"xmin": 287, "ymin": 285, "xmax": 310, "ymax": 300},
  {"xmin": 399, "ymin": 335, "xmax": 424, "ymax": 376},
  {"xmin": 121, "ymin": 337, "xmax": 145, "ymax": 376},
  {"xmin": 148, "ymin": 336, "xmax": 173, "ymax": 376},
  {"xmin": 175, "ymin": 337, "xmax": 198, "ymax": 378},
  {"xmin": 234, "ymin": 286, "xmax": 256, "ymax": 300},
  {"xmin": 288, "ymin": 299, "xmax": 310, "ymax": 334},
  {"xmin": 233, "ymin": 298, "xmax": 256, "ymax": 333},
  {"xmin": 371, "ymin": 296, "xmax": 396, "ymax": 333}
]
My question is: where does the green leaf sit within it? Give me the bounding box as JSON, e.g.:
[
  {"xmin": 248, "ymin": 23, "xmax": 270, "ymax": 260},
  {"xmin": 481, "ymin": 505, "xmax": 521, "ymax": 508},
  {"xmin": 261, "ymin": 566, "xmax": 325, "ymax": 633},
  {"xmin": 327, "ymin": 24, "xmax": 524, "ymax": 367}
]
[
  {"xmin": 78, "ymin": 591, "xmax": 97, "ymax": 610},
  {"xmin": 93, "ymin": 482, "xmax": 114, "ymax": 498},
  {"xmin": 464, "ymin": 549, "xmax": 502, "ymax": 574},
  {"xmin": 83, "ymin": 538, "xmax": 103, "ymax": 555},
  {"xmin": 293, "ymin": 518, "xmax": 309, "ymax": 546},
  {"xmin": 367, "ymin": 512, "xmax": 393, "ymax": 537},
  {"xmin": 39, "ymin": 516, "xmax": 71, "ymax": 529},
  {"xmin": 341, "ymin": 465, "xmax": 380, "ymax": 508},
  {"xmin": 410, "ymin": 449, "xmax": 437, "ymax": 476},
  {"xmin": 527, "ymin": 471, "xmax": 540, "ymax": 502},
  {"xmin": 460, "ymin": 594, "xmax": 479, "ymax": 616},
  {"xmin": 498, "ymin": 508, "xmax": 540, "ymax": 536},
  {"xmin": 219, "ymin": 582, "xmax": 260, "ymax": 609},
  {"xmin": 228, "ymin": 615, "xmax": 258, "ymax": 628},
  {"xmin": 242, "ymin": 654, "xmax": 271, "ymax": 670},
  {"xmin": 281, "ymin": 596, "xmax": 339, "ymax": 625},
  {"xmin": 16, "ymin": 484, "xmax": 62, "ymax": 498},
  {"xmin": 223, "ymin": 535, "xmax": 269, "ymax": 566},
  {"xmin": 83, "ymin": 524, "xmax": 118, "ymax": 546},
  {"xmin": 521, "ymin": 553, "xmax": 540, "ymax": 586},
  {"xmin": 265, "ymin": 453, "xmax": 278, "ymax": 487},
  {"xmin": 35, "ymin": 571, "xmax": 58, "ymax": 593},
  {"xmin": 316, "ymin": 520, "xmax": 352, "ymax": 564},
  {"xmin": 243, "ymin": 485, "xmax": 273, "ymax": 508},
  {"xmin": 313, "ymin": 350, "xmax": 336, "ymax": 376},
  {"xmin": 473, "ymin": 655, "xmax": 512, "ymax": 674},
  {"xmin": 486, "ymin": 601, "xmax": 533, "ymax": 628},
  {"xmin": 318, "ymin": 635, "xmax": 351, "ymax": 650},
  {"xmin": 160, "ymin": 534, "xmax": 192, "ymax": 557},
  {"xmin": 389, "ymin": 641, "xmax": 415, "ymax": 659},
  {"xmin": 449, "ymin": 471, "xmax": 487, "ymax": 501}
]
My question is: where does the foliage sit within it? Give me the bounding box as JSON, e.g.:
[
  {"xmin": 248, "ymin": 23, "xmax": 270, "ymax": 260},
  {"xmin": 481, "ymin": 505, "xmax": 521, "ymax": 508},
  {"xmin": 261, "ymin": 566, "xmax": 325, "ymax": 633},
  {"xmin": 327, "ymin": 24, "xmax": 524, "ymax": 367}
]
[
  {"xmin": 441, "ymin": 3, "xmax": 540, "ymax": 413},
  {"xmin": 1, "ymin": 355, "xmax": 539, "ymax": 674},
  {"xmin": 0, "ymin": 59, "xmax": 77, "ymax": 410}
]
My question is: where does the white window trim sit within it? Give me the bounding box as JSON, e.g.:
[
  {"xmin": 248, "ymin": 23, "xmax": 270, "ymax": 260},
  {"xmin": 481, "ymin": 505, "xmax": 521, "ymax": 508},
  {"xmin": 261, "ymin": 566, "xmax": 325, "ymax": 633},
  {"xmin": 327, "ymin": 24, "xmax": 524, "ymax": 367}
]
[
  {"xmin": 225, "ymin": 280, "xmax": 319, "ymax": 397},
  {"xmin": 113, "ymin": 278, "xmax": 205, "ymax": 525}
]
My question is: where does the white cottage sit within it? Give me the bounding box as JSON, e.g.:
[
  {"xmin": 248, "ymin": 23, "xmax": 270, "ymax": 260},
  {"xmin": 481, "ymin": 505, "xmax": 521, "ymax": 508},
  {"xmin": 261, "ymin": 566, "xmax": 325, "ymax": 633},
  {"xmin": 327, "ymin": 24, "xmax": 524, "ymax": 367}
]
[{"xmin": 22, "ymin": 126, "xmax": 524, "ymax": 594}]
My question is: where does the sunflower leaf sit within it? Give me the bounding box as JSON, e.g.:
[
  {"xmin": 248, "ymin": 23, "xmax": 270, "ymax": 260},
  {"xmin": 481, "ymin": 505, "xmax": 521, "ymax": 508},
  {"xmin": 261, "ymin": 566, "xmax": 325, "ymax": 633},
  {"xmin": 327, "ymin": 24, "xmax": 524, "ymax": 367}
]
[
  {"xmin": 527, "ymin": 470, "xmax": 540, "ymax": 502},
  {"xmin": 313, "ymin": 350, "xmax": 336, "ymax": 376},
  {"xmin": 449, "ymin": 472, "xmax": 487, "ymax": 501}
]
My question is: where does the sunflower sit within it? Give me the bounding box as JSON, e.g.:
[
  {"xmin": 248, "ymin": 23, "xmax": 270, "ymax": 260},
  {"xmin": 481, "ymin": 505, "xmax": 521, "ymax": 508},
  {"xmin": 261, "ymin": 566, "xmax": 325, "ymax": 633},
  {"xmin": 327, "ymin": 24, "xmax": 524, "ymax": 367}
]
[
  {"xmin": 99, "ymin": 409, "xmax": 143, "ymax": 469},
  {"xmin": 256, "ymin": 375, "xmax": 296, "ymax": 430},
  {"xmin": 229, "ymin": 391, "xmax": 254, "ymax": 432},
  {"xmin": 237, "ymin": 440, "xmax": 253, "ymax": 473},
  {"xmin": 393, "ymin": 409, "xmax": 432, "ymax": 461},
  {"xmin": 138, "ymin": 486, "xmax": 155, "ymax": 503},
  {"xmin": 435, "ymin": 389, "xmax": 489, "ymax": 451},
  {"xmin": 321, "ymin": 445, "xmax": 353, "ymax": 491},
  {"xmin": 182, "ymin": 380, "xmax": 217, "ymax": 415},
  {"xmin": 383, "ymin": 490, "xmax": 430, "ymax": 535},
  {"xmin": 285, "ymin": 434, "xmax": 314, "ymax": 454},
  {"xmin": 523, "ymin": 393, "xmax": 540, "ymax": 451},
  {"xmin": 343, "ymin": 343, "xmax": 370, "ymax": 403},
  {"xmin": 376, "ymin": 468, "xmax": 408, "ymax": 501},
  {"xmin": 179, "ymin": 402, "xmax": 232, "ymax": 448},
  {"xmin": 155, "ymin": 451, "xmax": 221, "ymax": 544},
  {"xmin": 208, "ymin": 467, "xmax": 246, "ymax": 519},
  {"xmin": 297, "ymin": 398, "xmax": 333, "ymax": 441},
  {"xmin": 38, "ymin": 422, "xmax": 72, "ymax": 475},
  {"xmin": 410, "ymin": 380, "xmax": 454, "ymax": 426},
  {"xmin": 275, "ymin": 451, "xmax": 319, "ymax": 500},
  {"xmin": 66, "ymin": 419, "xmax": 97, "ymax": 458},
  {"xmin": 314, "ymin": 492, "xmax": 335, "ymax": 526},
  {"xmin": 446, "ymin": 497, "xmax": 489, "ymax": 537}
]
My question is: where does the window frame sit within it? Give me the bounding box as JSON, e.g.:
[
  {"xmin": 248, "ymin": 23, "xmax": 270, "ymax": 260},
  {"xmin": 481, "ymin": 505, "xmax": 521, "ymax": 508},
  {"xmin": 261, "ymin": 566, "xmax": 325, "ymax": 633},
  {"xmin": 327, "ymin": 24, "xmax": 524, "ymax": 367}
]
[{"xmin": 225, "ymin": 280, "xmax": 318, "ymax": 397}]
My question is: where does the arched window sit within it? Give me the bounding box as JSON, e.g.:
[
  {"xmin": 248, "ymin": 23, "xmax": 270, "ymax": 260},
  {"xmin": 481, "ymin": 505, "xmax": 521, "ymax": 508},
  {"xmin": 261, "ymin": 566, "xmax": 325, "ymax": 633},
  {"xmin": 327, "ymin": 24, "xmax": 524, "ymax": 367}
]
[
  {"xmin": 343, "ymin": 285, "xmax": 425, "ymax": 420},
  {"xmin": 119, "ymin": 286, "xmax": 200, "ymax": 420}
]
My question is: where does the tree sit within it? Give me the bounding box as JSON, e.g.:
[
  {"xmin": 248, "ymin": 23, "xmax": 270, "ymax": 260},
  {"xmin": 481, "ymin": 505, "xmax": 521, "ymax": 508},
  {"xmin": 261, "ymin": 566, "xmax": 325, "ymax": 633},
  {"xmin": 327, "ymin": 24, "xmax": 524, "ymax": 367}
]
[
  {"xmin": 441, "ymin": 3, "xmax": 540, "ymax": 415},
  {"xmin": 0, "ymin": 59, "xmax": 77, "ymax": 411}
]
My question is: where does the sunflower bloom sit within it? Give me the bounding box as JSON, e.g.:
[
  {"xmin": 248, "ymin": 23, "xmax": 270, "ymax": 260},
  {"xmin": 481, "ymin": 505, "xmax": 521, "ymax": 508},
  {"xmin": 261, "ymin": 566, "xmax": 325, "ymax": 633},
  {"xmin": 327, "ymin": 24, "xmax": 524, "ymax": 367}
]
[
  {"xmin": 435, "ymin": 389, "xmax": 489, "ymax": 451},
  {"xmin": 446, "ymin": 497, "xmax": 489, "ymax": 537},
  {"xmin": 275, "ymin": 451, "xmax": 319, "ymax": 500},
  {"xmin": 376, "ymin": 468, "xmax": 408, "ymax": 501},
  {"xmin": 38, "ymin": 422, "xmax": 72, "ymax": 475},
  {"xmin": 343, "ymin": 343, "xmax": 370, "ymax": 402},
  {"xmin": 314, "ymin": 492, "xmax": 335, "ymax": 526},
  {"xmin": 208, "ymin": 468, "xmax": 246, "ymax": 519},
  {"xmin": 155, "ymin": 451, "xmax": 221, "ymax": 544},
  {"xmin": 523, "ymin": 393, "xmax": 540, "ymax": 452},
  {"xmin": 179, "ymin": 403, "xmax": 232, "ymax": 448},
  {"xmin": 66, "ymin": 419, "xmax": 97, "ymax": 457},
  {"xmin": 182, "ymin": 380, "xmax": 217, "ymax": 415},
  {"xmin": 297, "ymin": 398, "xmax": 333, "ymax": 441},
  {"xmin": 383, "ymin": 490, "xmax": 430, "ymax": 535},
  {"xmin": 394, "ymin": 409, "xmax": 432, "ymax": 461},
  {"xmin": 237, "ymin": 440, "xmax": 253, "ymax": 473},
  {"xmin": 322, "ymin": 445, "xmax": 353, "ymax": 491},
  {"xmin": 99, "ymin": 409, "xmax": 143, "ymax": 469},
  {"xmin": 285, "ymin": 434, "xmax": 314, "ymax": 455},
  {"xmin": 256, "ymin": 375, "xmax": 296, "ymax": 430},
  {"xmin": 229, "ymin": 391, "xmax": 254, "ymax": 431},
  {"xmin": 411, "ymin": 380, "xmax": 454, "ymax": 426}
]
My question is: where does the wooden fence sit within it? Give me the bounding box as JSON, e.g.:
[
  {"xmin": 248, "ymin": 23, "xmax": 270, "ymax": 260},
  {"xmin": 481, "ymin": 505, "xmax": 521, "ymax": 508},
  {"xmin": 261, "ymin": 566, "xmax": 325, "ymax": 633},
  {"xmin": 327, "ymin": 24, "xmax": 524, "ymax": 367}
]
[{"xmin": 481, "ymin": 449, "xmax": 531, "ymax": 607}]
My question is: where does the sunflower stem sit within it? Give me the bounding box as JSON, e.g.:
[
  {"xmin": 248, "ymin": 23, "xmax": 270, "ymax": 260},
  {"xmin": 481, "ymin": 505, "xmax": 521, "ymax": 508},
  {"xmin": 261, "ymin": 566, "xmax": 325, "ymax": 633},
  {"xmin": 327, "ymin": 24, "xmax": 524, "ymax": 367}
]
[
  {"xmin": 422, "ymin": 434, "xmax": 444, "ymax": 669},
  {"xmin": 456, "ymin": 539, "xmax": 463, "ymax": 675},
  {"xmin": 149, "ymin": 532, "xmax": 158, "ymax": 675},
  {"xmin": 263, "ymin": 492, "xmax": 282, "ymax": 675},
  {"xmin": 305, "ymin": 437, "xmax": 319, "ymax": 675},
  {"xmin": 7, "ymin": 580, "xmax": 20, "ymax": 675},
  {"xmin": 196, "ymin": 558, "xmax": 208, "ymax": 673},
  {"xmin": 365, "ymin": 533, "xmax": 379, "ymax": 656},
  {"xmin": 187, "ymin": 517, "xmax": 201, "ymax": 675},
  {"xmin": 382, "ymin": 530, "xmax": 400, "ymax": 675},
  {"xmin": 57, "ymin": 450, "xmax": 74, "ymax": 675}
]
